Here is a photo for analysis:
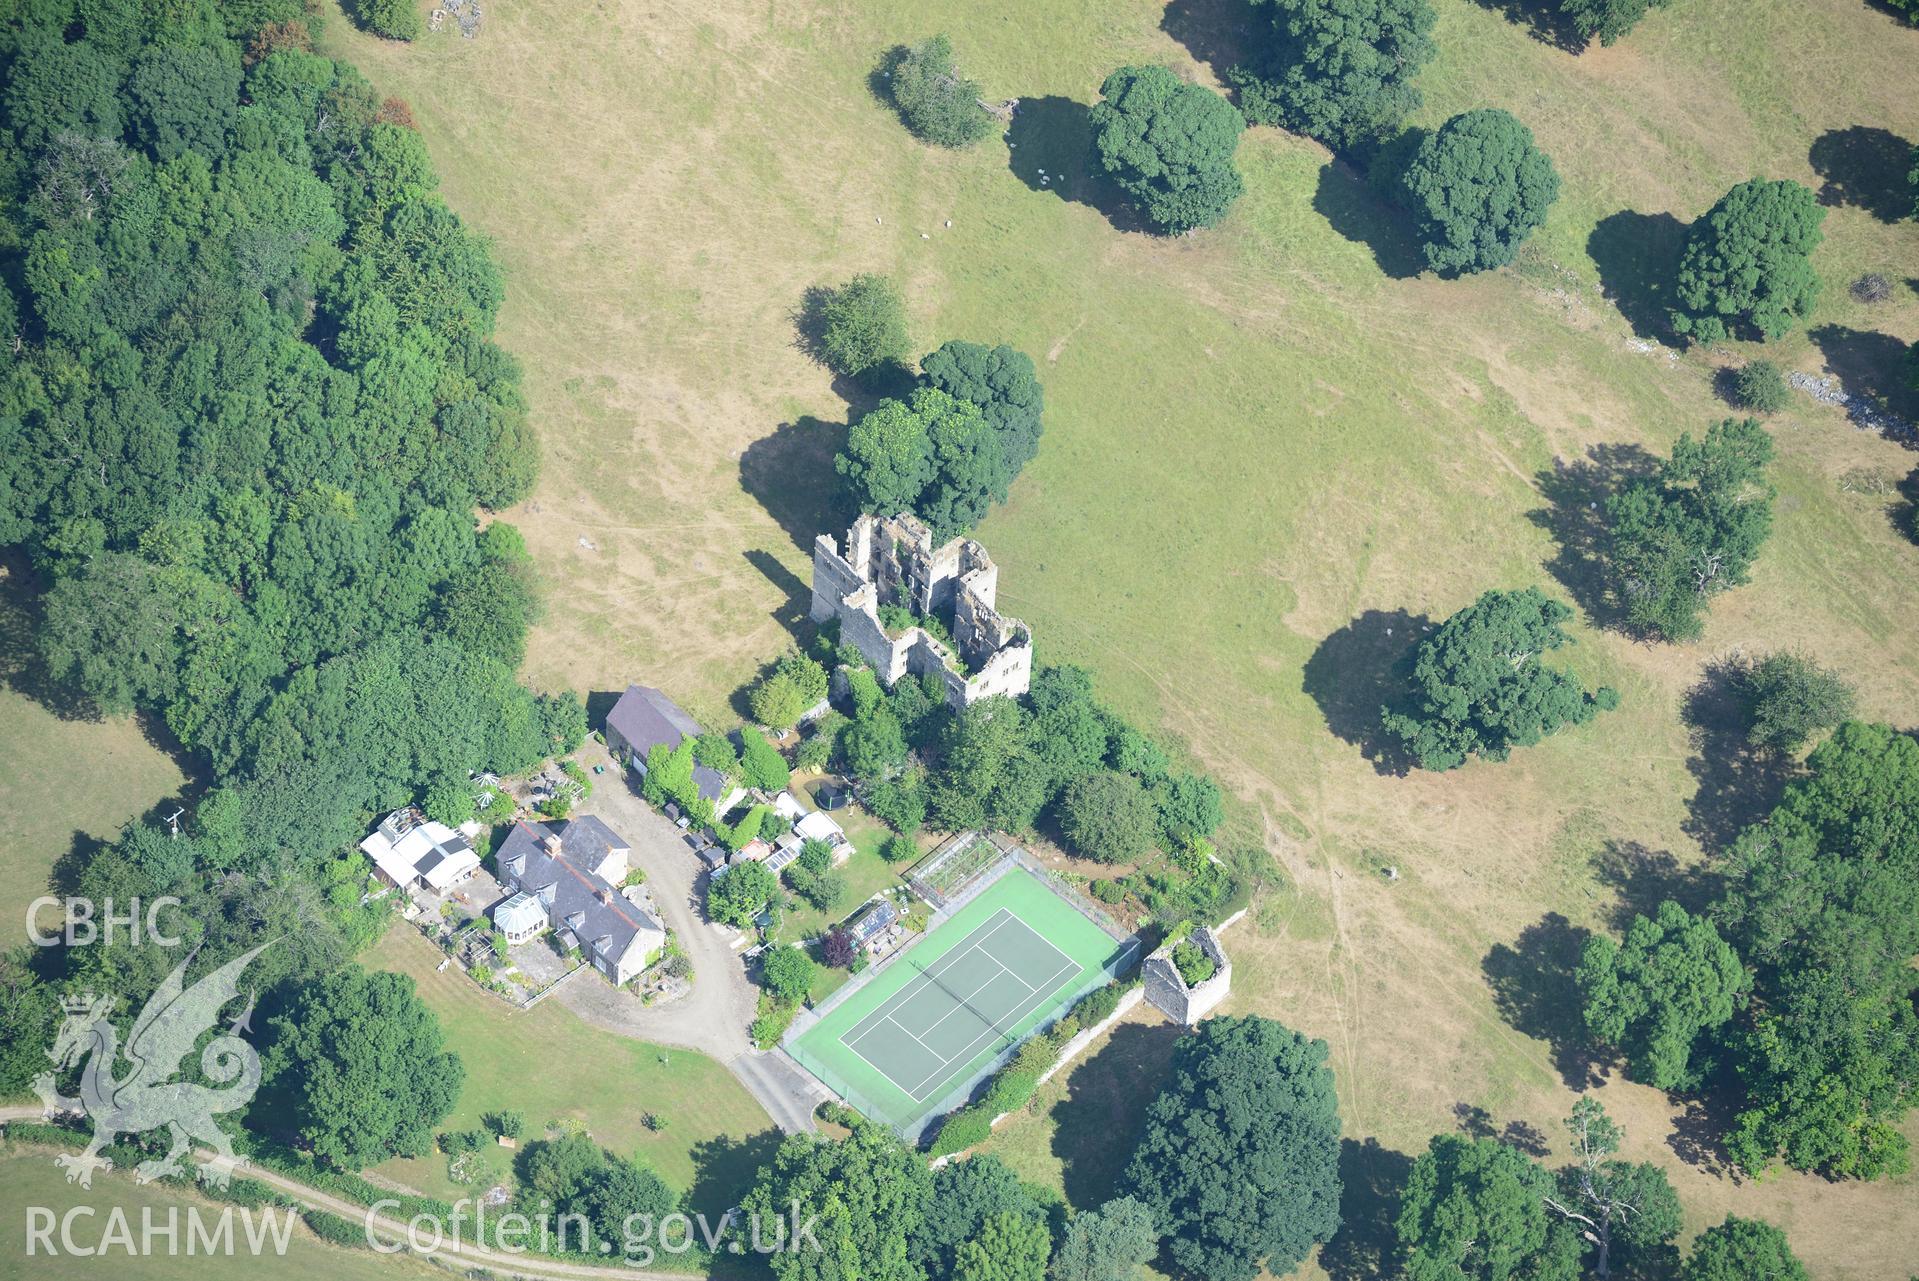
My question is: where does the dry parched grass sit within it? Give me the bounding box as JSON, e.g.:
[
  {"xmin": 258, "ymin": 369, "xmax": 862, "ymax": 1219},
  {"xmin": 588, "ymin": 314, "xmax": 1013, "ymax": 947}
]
[{"xmin": 321, "ymin": 0, "xmax": 1919, "ymax": 1274}]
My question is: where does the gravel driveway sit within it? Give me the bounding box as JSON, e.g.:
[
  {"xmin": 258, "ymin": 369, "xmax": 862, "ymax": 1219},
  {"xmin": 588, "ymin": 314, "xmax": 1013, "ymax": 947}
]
[{"xmin": 550, "ymin": 742, "xmax": 829, "ymax": 1133}]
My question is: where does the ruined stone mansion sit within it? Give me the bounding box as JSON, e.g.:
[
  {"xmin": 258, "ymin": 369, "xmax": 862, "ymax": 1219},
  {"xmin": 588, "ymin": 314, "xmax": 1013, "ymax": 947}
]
[{"xmin": 810, "ymin": 513, "xmax": 1033, "ymax": 710}]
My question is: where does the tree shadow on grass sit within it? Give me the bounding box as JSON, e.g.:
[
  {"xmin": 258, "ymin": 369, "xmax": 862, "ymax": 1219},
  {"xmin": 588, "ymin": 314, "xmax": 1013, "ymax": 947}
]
[
  {"xmin": 1465, "ymin": 0, "xmax": 1588, "ymax": 51},
  {"xmin": 1809, "ymin": 324, "xmax": 1919, "ymax": 433},
  {"xmin": 1587, "ymin": 210, "xmax": 1686, "ymax": 343},
  {"xmin": 685, "ymin": 1129, "xmax": 786, "ymax": 1221},
  {"xmin": 1453, "ymin": 1103, "xmax": 1553, "ymax": 1157},
  {"xmin": 1482, "ymin": 912, "xmax": 1609, "ymax": 1090},
  {"xmin": 1160, "ymin": 0, "xmax": 1262, "ymax": 84},
  {"xmin": 1005, "ymin": 96, "xmax": 1145, "ymax": 233},
  {"xmin": 1526, "ymin": 442, "xmax": 1660, "ymax": 630},
  {"xmin": 1320, "ymin": 1137, "xmax": 1414, "ymax": 1281},
  {"xmin": 1679, "ymin": 657, "xmax": 1794, "ymax": 851},
  {"xmin": 0, "ymin": 547, "xmax": 98, "ymax": 721},
  {"xmin": 739, "ymin": 417, "xmax": 854, "ymax": 555},
  {"xmin": 1592, "ymin": 838, "xmax": 1724, "ymax": 932},
  {"xmin": 1311, "ymin": 158, "xmax": 1424, "ymax": 280},
  {"xmin": 1666, "ymin": 1091, "xmax": 1742, "ymax": 1182},
  {"xmin": 1045, "ymin": 1019, "xmax": 1182, "ymax": 1209},
  {"xmin": 790, "ymin": 286, "xmax": 917, "ymax": 409},
  {"xmin": 1301, "ymin": 608, "xmax": 1432, "ymax": 776},
  {"xmin": 1891, "ymin": 468, "xmax": 1919, "ymax": 543},
  {"xmin": 1809, "ymin": 126, "xmax": 1918, "ymax": 224}
]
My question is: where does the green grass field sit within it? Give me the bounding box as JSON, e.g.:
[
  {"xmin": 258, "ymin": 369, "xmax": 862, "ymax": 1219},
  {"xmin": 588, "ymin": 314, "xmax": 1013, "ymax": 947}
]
[
  {"xmin": 364, "ymin": 925, "xmax": 778, "ymax": 1215},
  {"xmin": 304, "ymin": 0, "xmax": 1919, "ymax": 1273},
  {"xmin": 0, "ymin": 565, "xmax": 187, "ymax": 956},
  {"xmin": 789, "ymin": 867, "xmax": 1126, "ymax": 1133},
  {"xmin": 0, "ymin": 1148, "xmax": 449, "ymax": 1281}
]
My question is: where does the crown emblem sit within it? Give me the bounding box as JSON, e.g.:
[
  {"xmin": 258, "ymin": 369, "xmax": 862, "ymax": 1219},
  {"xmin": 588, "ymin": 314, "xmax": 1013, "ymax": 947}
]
[{"xmin": 61, "ymin": 993, "xmax": 109, "ymax": 1016}]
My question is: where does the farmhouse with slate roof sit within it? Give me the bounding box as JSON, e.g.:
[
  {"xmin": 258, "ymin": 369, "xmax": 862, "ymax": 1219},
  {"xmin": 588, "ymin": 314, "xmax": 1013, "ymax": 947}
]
[
  {"xmin": 496, "ymin": 817, "xmax": 665, "ymax": 985},
  {"xmin": 604, "ymin": 683, "xmax": 746, "ymax": 811}
]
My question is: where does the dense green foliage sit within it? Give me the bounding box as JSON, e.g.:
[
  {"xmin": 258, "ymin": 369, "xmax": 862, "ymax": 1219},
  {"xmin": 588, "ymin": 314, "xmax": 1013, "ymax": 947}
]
[
  {"xmin": 1088, "ymin": 65, "xmax": 1245, "ymax": 233},
  {"xmin": 260, "ymin": 967, "xmax": 463, "ymax": 1169},
  {"xmin": 515, "ymin": 1133, "xmax": 676, "ymax": 1259},
  {"xmin": 826, "ymin": 662, "xmax": 1224, "ymax": 871},
  {"xmin": 1382, "ymin": 588, "xmax": 1618, "ymax": 770},
  {"xmin": 813, "ymin": 273, "xmax": 910, "ymax": 378},
  {"xmin": 740, "ymin": 728, "xmax": 793, "ymax": 791},
  {"xmin": 1050, "ymin": 1196, "xmax": 1160, "ymax": 1281},
  {"xmin": 1669, "ymin": 180, "xmax": 1824, "ymax": 344},
  {"xmin": 708, "ymin": 859, "xmax": 780, "ymax": 928},
  {"xmin": 738, "ymin": 1117, "xmax": 933, "ymax": 1281},
  {"xmin": 759, "ymin": 944, "xmax": 815, "ymax": 1004},
  {"xmin": 920, "ymin": 340, "xmax": 1045, "ymax": 484},
  {"xmin": 1577, "ymin": 900, "xmax": 1747, "ymax": 1090},
  {"xmin": 909, "ymin": 1155, "xmax": 1044, "ymax": 1276},
  {"xmin": 832, "ymin": 336, "xmax": 1051, "ymax": 545},
  {"xmin": 1400, "ymin": 109, "xmax": 1559, "ymax": 275},
  {"xmin": 1, "ymin": 0, "xmax": 551, "ymax": 856},
  {"xmin": 1678, "ymin": 1216, "xmax": 1808, "ymax": 1281},
  {"xmin": 1233, "ymin": 0, "xmax": 1437, "ymax": 150},
  {"xmin": 1550, "ymin": 1099, "xmax": 1683, "ymax": 1279},
  {"xmin": 1605, "ymin": 418, "xmax": 1775, "ymax": 641},
  {"xmin": 1058, "ymin": 769, "xmax": 1159, "ymax": 864},
  {"xmin": 1730, "ymin": 359, "xmax": 1790, "ymax": 412},
  {"xmin": 750, "ymin": 651, "xmax": 832, "ymax": 728},
  {"xmin": 1561, "ymin": 0, "xmax": 1671, "ymax": 46},
  {"xmin": 1397, "ymin": 1133, "xmax": 1581, "ymax": 1281},
  {"xmin": 347, "ymin": 0, "xmax": 422, "ymax": 41},
  {"xmin": 1736, "ymin": 651, "xmax": 1855, "ymax": 754},
  {"xmin": 837, "ymin": 387, "xmax": 1009, "ymax": 540},
  {"xmin": 1714, "ymin": 723, "xmax": 1919, "ymax": 1179},
  {"xmin": 0, "ymin": 1, "xmax": 578, "ymax": 1169},
  {"xmin": 955, "ymin": 1212, "xmax": 1051, "ymax": 1281},
  {"xmin": 1127, "ymin": 1016, "xmax": 1342, "ymax": 1281},
  {"xmin": 886, "ymin": 36, "xmax": 992, "ymax": 148}
]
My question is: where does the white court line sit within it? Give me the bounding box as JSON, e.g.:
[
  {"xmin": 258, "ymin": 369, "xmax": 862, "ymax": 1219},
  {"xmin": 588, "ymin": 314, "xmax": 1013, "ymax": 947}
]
[
  {"xmin": 838, "ymin": 908, "xmax": 1086, "ymax": 1101},
  {"xmin": 902, "ymin": 955, "xmax": 1081, "ymax": 1101},
  {"xmin": 842, "ymin": 910, "xmax": 1020, "ymax": 1044}
]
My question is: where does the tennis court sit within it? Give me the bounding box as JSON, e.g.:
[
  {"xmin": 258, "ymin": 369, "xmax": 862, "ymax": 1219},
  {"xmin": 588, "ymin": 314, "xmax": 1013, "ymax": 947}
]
[{"xmin": 788, "ymin": 866, "xmax": 1129, "ymax": 1135}]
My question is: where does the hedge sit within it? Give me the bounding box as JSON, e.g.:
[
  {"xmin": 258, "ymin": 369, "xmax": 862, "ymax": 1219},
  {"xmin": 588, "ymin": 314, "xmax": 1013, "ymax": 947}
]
[
  {"xmin": 928, "ymin": 1108, "xmax": 994, "ymax": 1158},
  {"xmin": 302, "ymin": 1208, "xmax": 372, "ymax": 1249}
]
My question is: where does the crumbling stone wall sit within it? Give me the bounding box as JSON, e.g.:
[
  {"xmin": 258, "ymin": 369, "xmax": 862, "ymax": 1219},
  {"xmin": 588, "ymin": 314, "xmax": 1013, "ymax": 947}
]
[
  {"xmin": 1143, "ymin": 926, "xmax": 1232, "ymax": 1026},
  {"xmin": 811, "ymin": 513, "xmax": 1033, "ymax": 711}
]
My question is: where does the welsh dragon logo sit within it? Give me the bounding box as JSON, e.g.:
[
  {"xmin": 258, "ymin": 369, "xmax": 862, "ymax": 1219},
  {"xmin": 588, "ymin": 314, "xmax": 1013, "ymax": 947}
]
[{"xmin": 33, "ymin": 942, "xmax": 272, "ymax": 1189}]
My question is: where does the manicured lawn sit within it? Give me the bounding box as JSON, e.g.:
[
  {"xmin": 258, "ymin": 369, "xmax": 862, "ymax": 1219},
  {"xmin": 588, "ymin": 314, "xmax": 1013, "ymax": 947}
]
[
  {"xmin": 321, "ymin": 0, "xmax": 1919, "ymax": 1272},
  {"xmin": 364, "ymin": 924, "xmax": 778, "ymax": 1216},
  {"xmin": 774, "ymin": 796, "xmax": 909, "ymax": 945}
]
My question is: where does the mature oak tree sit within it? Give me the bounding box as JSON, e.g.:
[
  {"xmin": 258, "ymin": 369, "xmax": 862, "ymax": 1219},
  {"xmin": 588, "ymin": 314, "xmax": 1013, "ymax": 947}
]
[
  {"xmin": 1382, "ymin": 587, "xmax": 1618, "ymax": 771},
  {"xmin": 1577, "ymin": 900, "xmax": 1747, "ymax": 1091},
  {"xmin": 738, "ymin": 1117, "xmax": 934, "ymax": 1281},
  {"xmin": 1089, "ymin": 65, "xmax": 1245, "ymax": 233},
  {"xmin": 1127, "ymin": 1015, "xmax": 1342, "ymax": 1281},
  {"xmin": 1400, "ymin": 109, "xmax": 1560, "ymax": 275},
  {"xmin": 1669, "ymin": 179, "xmax": 1824, "ymax": 344},
  {"xmin": 261, "ymin": 967, "xmax": 463, "ymax": 1169},
  {"xmin": 1397, "ymin": 1134, "xmax": 1582, "ymax": 1281},
  {"xmin": 1605, "ymin": 418, "xmax": 1775, "ymax": 642},
  {"xmin": 1232, "ymin": 0, "xmax": 1437, "ymax": 149}
]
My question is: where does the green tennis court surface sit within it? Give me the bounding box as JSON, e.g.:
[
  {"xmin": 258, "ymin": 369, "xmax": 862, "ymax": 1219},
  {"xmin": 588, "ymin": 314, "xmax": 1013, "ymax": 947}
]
[{"xmin": 788, "ymin": 867, "xmax": 1127, "ymax": 1135}]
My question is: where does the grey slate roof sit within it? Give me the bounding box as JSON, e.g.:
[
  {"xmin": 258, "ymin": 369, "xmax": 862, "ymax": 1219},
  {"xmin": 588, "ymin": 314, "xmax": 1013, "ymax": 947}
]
[
  {"xmin": 553, "ymin": 813, "xmax": 626, "ymax": 873},
  {"xmin": 605, "ymin": 684, "xmax": 734, "ymax": 804},
  {"xmin": 497, "ymin": 818, "xmax": 661, "ymax": 964}
]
